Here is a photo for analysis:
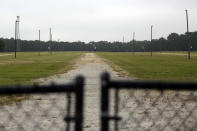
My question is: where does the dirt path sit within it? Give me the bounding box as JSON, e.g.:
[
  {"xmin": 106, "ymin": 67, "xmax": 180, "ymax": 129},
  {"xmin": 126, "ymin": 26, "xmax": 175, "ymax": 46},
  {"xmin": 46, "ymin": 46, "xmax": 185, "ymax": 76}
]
[{"xmin": 38, "ymin": 53, "xmax": 131, "ymax": 130}]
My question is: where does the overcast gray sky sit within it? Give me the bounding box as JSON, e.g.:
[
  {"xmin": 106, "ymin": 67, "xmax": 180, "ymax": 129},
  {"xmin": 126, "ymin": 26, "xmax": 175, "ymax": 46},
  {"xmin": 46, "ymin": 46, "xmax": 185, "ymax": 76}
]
[{"xmin": 1, "ymin": 0, "xmax": 197, "ymax": 42}]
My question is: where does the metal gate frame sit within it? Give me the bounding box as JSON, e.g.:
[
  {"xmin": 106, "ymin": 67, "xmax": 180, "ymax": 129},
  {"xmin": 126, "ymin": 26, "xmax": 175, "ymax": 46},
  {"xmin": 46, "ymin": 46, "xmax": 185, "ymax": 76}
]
[
  {"xmin": 1, "ymin": 72, "xmax": 197, "ymax": 131},
  {"xmin": 0, "ymin": 75, "xmax": 84, "ymax": 131},
  {"xmin": 100, "ymin": 72, "xmax": 197, "ymax": 131}
]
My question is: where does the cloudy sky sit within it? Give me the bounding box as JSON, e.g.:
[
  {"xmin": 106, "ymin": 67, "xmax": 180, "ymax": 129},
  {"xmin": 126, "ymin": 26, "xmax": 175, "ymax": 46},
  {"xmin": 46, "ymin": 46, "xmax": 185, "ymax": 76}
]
[{"xmin": 1, "ymin": 0, "xmax": 197, "ymax": 42}]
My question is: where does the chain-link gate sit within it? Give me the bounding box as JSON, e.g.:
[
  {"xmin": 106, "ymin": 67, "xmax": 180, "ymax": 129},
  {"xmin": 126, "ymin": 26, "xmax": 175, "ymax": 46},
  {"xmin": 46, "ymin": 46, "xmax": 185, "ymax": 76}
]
[
  {"xmin": 1, "ymin": 72, "xmax": 197, "ymax": 131},
  {"xmin": 101, "ymin": 72, "xmax": 197, "ymax": 131},
  {"xmin": 0, "ymin": 75, "xmax": 84, "ymax": 131}
]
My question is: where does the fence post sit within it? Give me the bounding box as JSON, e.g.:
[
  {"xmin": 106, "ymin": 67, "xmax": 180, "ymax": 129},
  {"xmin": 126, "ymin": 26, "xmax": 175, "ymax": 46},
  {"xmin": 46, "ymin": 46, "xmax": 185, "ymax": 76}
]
[
  {"xmin": 101, "ymin": 72, "xmax": 110, "ymax": 131},
  {"xmin": 75, "ymin": 75, "xmax": 84, "ymax": 131}
]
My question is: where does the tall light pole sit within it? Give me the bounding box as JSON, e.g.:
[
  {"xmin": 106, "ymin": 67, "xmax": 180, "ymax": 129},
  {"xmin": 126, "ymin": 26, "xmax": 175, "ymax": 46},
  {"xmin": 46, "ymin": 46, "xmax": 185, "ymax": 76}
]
[
  {"xmin": 49, "ymin": 28, "xmax": 52, "ymax": 54},
  {"xmin": 38, "ymin": 29, "xmax": 40, "ymax": 56},
  {"xmin": 51, "ymin": 32, "xmax": 52, "ymax": 54},
  {"xmin": 14, "ymin": 16, "xmax": 20, "ymax": 59},
  {"xmin": 185, "ymin": 9, "xmax": 191, "ymax": 60},
  {"xmin": 133, "ymin": 32, "xmax": 135, "ymax": 53},
  {"xmin": 150, "ymin": 25, "xmax": 153, "ymax": 56},
  {"xmin": 123, "ymin": 36, "xmax": 125, "ymax": 43},
  {"xmin": 14, "ymin": 20, "xmax": 17, "ymax": 58}
]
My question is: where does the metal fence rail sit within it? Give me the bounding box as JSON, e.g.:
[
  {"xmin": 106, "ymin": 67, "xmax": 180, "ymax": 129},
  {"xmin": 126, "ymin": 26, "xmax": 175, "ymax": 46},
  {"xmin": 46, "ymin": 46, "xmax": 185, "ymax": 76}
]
[
  {"xmin": 100, "ymin": 72, "xmax": 197, "ymax": 131},
  {"xmin": 0, "ymin": 75, "xmax": 84, "ymax": 131}
]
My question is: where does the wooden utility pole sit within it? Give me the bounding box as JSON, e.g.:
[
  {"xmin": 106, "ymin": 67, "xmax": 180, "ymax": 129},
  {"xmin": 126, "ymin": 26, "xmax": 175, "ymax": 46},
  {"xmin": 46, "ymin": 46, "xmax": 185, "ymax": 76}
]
[
  {"xmin": 150, "ymin": 25, "xmax": 153, "ymax": 56},
  {"xmin": 185, "ymin": 9, "xmax": 191, "ymax": 60}
]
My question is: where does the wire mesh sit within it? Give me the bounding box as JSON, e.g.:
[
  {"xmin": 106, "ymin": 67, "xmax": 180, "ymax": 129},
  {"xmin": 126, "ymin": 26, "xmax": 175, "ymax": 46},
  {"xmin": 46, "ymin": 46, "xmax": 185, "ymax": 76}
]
[
  {"xmin": 0, "ymin": 75, "xmax": 84, "ymax": 131},
  {"xmin": 114, "ymin": 89, "xmax": 197, "ymax": 131},
  {"xmin": 0, "ymin": 93, "xmax": 76, "ymax": 131},
  {"xmin": 101, "ymin": 72, "xmax": 197, "ymax": 131}
]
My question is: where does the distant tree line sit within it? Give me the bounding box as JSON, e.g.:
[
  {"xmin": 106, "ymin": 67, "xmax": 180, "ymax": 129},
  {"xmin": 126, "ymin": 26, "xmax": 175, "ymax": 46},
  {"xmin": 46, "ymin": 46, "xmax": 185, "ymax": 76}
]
[
  {"xmin": 0, "ymin": 38, "xmax": 5, "ymax": 51},
  {"xmin": 1, "ymin": 31, "xmax": 197, "ymax": 52}
]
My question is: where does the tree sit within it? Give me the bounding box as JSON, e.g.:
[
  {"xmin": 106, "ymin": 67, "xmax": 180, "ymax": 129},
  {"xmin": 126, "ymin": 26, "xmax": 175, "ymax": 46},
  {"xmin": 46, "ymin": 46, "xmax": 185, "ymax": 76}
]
[
  {"xmin": 1, "ymin": 31, "xmax": 197, "ymax": 52},
  {"xmin": 0, "ymin": 38, "xmax": 5, "ymax": 51},
  {"xmin": 167, "ymin": 33, "xmax": 179, "ymax": 41},
  {"xmin": 167, "ymin": 33, "xmax": 179, "ymax": 51}
]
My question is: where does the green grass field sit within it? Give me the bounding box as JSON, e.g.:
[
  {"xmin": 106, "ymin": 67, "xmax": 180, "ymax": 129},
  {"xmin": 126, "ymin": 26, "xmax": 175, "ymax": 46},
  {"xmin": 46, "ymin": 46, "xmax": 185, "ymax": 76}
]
[
  {"xmin": 1, "ymin": 51, "xmax": 197, "ymax": 105},
  {"xmin": 0, "ymin": 52, "xmax": 83, "ymax": 105},
  {"xmin": 98, "ymin": 52, "xmax": 197, "ymax": 82},
  {"xmin": 0, "ymin": 52, "xmax": 83, "ymax": 85}
]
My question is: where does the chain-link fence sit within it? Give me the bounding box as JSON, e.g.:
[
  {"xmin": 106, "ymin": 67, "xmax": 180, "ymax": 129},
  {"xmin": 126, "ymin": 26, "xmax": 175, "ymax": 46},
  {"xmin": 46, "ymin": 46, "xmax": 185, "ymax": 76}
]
[
  {"xmin": 0, "ymin": 76, "xmax": 84, "ymax": 131},
  {"xmin": 1, "ymin": 72, "xmax": 197, "ymax": 131},
  {"xmin": 101, "ymin": 72, "xmax": 197, "ymax": 131}
]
